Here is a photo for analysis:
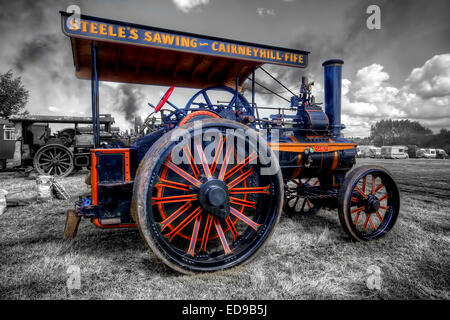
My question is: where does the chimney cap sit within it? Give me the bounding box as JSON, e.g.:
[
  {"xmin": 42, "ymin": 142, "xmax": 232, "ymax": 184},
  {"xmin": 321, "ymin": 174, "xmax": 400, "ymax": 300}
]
[{"xmin": 322, "ymin": 59, "xmax": 344, "ymax": 67}]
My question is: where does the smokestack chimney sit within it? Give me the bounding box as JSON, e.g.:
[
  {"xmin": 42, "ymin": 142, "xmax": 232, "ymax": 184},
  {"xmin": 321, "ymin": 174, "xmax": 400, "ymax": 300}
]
[{"xmin": 322, "ymin": 59, "xmax": 344, "ymax": 137}]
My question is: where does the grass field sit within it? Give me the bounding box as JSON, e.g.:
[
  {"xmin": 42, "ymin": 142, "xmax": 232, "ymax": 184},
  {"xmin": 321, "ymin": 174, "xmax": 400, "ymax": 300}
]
[{"xmin": 0, "ymin": 159, "xmax": 449, "ymax": 300}]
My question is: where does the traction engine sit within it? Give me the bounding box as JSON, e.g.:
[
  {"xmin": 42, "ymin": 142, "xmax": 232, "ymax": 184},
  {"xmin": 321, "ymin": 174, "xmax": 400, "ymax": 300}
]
[{"xmin": 61, "ymin": 12, "xmax": 400, "ymax": 274}]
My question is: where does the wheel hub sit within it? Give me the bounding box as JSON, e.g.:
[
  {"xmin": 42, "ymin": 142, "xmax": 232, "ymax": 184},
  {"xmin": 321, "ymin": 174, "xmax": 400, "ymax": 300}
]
[
  {"xmin": 198, "ymin": 179, "xmax": 230, "ymax": 219},
  {"xmin": 365, "ymin": 195, "xmax": 380, "ymax": 213}
]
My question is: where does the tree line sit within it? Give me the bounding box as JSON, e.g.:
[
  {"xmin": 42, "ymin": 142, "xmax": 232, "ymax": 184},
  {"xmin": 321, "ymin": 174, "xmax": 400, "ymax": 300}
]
[{"xmin": 352, "ymin": 119, "xmax": 450, "ymax": 153}]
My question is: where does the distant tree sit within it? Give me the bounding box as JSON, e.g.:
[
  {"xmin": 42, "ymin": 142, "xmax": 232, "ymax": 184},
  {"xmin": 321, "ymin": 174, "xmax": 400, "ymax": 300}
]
[
  {"xmin": 0, "ymin": 70, "xmax": 29, "ymax": 118},
  {"xmin": 370, "ymin": 119, "xmax": 432, "ymax": 146}
]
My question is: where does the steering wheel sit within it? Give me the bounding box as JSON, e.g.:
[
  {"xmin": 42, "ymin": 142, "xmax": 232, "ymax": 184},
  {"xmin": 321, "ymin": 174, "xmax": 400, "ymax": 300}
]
[{"xmin": 155, "ymin": 86, "xmax": 175, "ymax": 112}]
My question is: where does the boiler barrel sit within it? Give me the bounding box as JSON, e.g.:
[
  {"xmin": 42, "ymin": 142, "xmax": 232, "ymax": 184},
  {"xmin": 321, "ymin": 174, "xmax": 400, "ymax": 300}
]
[{"xmin": 322, "ymin": 59, "xmax": 344, "ymax": 137}]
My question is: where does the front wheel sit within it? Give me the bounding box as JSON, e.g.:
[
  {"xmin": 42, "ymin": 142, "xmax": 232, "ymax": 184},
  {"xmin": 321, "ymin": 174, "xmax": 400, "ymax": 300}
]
[
  {"xmin": 132, "ymin": 119, "xmax": 283, "ymax": 274},
  {"xmin": 338, "ymin": 166, "xmax": 400, "ymax": 241}
]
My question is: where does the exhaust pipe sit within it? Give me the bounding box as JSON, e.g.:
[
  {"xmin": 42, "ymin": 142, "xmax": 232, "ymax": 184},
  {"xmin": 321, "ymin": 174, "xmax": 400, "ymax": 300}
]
[{"xmin": 322, "ymin": 59, "xmax": 344, "ymax": 137}]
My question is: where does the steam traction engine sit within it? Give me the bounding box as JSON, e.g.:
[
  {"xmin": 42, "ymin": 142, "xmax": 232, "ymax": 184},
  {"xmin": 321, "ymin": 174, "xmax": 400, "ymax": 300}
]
[{"xmin": 61, "ymin": 12, "xmax": 400, "ymax": 274}]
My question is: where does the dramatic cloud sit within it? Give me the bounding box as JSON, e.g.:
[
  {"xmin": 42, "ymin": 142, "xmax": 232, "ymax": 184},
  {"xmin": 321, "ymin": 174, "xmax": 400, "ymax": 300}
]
[
  {"xmin": 172, "ymin": 0, "xmax": 210, "ymax": 13},
  {"xmin": 405, "ymin": 54, "xmax": 450, "ymax": 99},
  {"xmin": 341, "ymin": 54, "xmax": 450, "ymax": 136}
]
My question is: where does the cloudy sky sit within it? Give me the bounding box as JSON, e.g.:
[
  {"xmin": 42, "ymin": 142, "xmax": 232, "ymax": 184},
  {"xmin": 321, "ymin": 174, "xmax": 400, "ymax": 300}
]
[{"xmin": 0, "ymin": 0, "xmax": 449, "ymax": 136}]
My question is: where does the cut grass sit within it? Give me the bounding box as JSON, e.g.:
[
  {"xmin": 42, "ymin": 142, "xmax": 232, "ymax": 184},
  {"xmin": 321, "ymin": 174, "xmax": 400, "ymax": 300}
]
[{"xmin": 0, "ymin": 159, "xmax": 449, "ymax": 299}]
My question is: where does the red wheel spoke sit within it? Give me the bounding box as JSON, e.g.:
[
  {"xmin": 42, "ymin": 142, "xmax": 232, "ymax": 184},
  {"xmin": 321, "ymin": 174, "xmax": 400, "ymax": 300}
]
[
  {"xmin": 210, "ymin": 135, "xmax": 225, "ymax": 175},
  {"xmin": 312, "ymin": 179, "xmax": 319, "ymax": 186},
  {"xmin": 355, "ymin": 186, "xmax": 368, "ymax": 199},
  {"xmin": 376, "ymin": 211, "xmax": 383, "ymax": 222},
  {"xmin": 218, "ymin": 142, "xmax": 234, "ymax": 180},
  {"xmin": 230, "ymin": 197, "xmax": 256, "ymax": 209},
  {"xmin": 362, "ymin": 176, "xmax": 367, "ymax": 193},
  {"xmin": 200, "ymin": 214, "xmax": 213, "ymax": 252},
  {"xmin": 182, "ymin": 145, "xmax": 200, "ymax": 178},
  {"xmin": 229, "ymin": 185, "xmax": 270, "ymax": 195},
  {"xmin": 351, "ymin": 206, "xmax": 365, "ymax": 214},
  {"xmin": 379, "ymin": 193, "xmax": 388, "ymax": 201},
  {"xmin": 292, "ymin": 179, "xmax": 302, "ymax": 186},
  {"xmin": 152, "ymin": 194, "xmax": 197, "ymax": 206},
  {"xmin": 156, "ymin": 178, "xmax": 191, "ymax": 192},
  {"xmin": 164, "ymin": 161, "xmax": 201, "ymax": 187},
  {"xmin": 165, "ymin": 207, "xmax": 202, "ymax": 241},
  {"xmin": 182, "ymin": 144, "xmax": 200, "ymax": 179},
  {"xmin": 224, "ymin": 151, "xmax": 257, "ymax": 180},
  {"xmin": 227, "ymin": 168, "xmax": 253, "ymax": 189},
  {"xmin": 186, "ymin": 214, "xmax": 202, "ymax": 256},
  {"xmin": 379, "ymin": 205, "xmax": 388, "ymax": 211},
  {"xmin": 371, "ymin": 176, "xmax": 376, "ymax": 195},
  {"xmin": 230, "ymin": 207, "xmax": 261, "ymax": 231},
  {"xmin": 351, "ymin": 197, "xmax": 359, "ymax": 203},
  {"xmin": 373, "ymin": 183, "xmax": 384, "ymax": 194},
  {"xmin": 214, "ymin": 217, "xmax": 232, "ymax": 255},
  {"xmin": 225, "ymin": 216, "xmax": 239, "ymax": 240},
  {"xmin": 160, "ymin": 201, "xmax": 193, "ymax": 230},
  {"xmin": 195, "ymin": 137, "xmax": 212, "ymax": 179},
  {"xmin": 305, "ymin": 198, "xmax": 313, "ymax": 209},
  {"xmin": 369, "ymin": 216, "xmax": 376, "ymax": 231},
  {"xmin": 362, "ymin": 213, "xmax": 374, "ymax": 232},
  {"xmin": 354, "ymin": 212, "xmax": 361, "ymax": 226}
]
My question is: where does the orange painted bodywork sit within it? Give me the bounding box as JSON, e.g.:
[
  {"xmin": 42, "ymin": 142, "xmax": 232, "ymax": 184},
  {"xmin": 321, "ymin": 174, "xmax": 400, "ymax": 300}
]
[
  {"xmin": 179, "ymin": 110, "xmax": 220, "ymax": 126},
  {"xmin": 91, "ymin": 218, "xmax": 135, "ymax": 228},
  {"xmin": 268, "ymin": 142, "xmax": 356, "ymax": 153},
  {"xmin": 90, "ymin": 148, "xmax": 132, "ymax": 205},
  {"xmin": 329, "ymin": 151, "xmax": 339, "ymax": 174}
]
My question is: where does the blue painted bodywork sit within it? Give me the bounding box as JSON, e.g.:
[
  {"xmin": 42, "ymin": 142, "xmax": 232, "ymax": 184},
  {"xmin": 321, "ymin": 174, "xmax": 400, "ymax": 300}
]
[{"xmin": 323, "ymin": 60, "xmax": 344, "ymax": 137}]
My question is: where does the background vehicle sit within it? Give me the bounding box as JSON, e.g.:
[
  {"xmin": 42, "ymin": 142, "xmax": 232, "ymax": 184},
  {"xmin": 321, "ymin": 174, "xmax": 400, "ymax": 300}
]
[
  {"xmin": 357, "ymin": 145, "xmax": 381, "ymax": 158},
  {"xmin": 436, "ymin": 149, "xmax": 449, "ymax": 159},
  {"xmin": 418, "ymin": 148, "xmax": 437, "ymax": 159},
  {"xmin": 406, "ymin": 145, "xmax": 419, "ymax": 158},
  {"xmin": 0, "ymin": 114, "xmax": 121, "ymax": 176},
  {"xmin": 381, "ymin": 146, "xmax": 409, "ymax": 159},
  {"xmin": 61, "ymin": 12, "xmax": 400, "ymax": 274},
  {"xmin": 0, "ymin": 119, "xmax": 17, "ymax": 170}
]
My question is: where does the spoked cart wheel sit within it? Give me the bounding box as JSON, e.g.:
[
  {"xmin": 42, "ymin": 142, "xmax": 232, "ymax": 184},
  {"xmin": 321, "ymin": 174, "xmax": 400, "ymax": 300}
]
[
  {"xmin": 132, "ymin": 118, "xmax": 283, "ymax": 274},
  {"xmin": 284, "ymin": 177, "xmax": 321, "ymax": 215},
  {"xmin": 338, "ymin": 165, "xmax": 400, "ymax": 241},
  {"xmin": 33, "ymin": 144, "xmax": 74, "ymax": 177}
]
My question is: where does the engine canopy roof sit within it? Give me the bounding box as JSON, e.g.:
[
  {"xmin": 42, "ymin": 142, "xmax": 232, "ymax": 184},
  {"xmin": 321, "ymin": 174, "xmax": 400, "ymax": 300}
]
[{"xmin": 61, "ymin": 12, "xmax": 309, "ymax": 88}]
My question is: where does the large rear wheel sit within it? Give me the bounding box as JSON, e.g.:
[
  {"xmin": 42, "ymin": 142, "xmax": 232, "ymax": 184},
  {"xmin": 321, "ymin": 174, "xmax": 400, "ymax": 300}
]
[{"xmin": 132, "ymin": 119, "xmax": 283, "ymax": 274}]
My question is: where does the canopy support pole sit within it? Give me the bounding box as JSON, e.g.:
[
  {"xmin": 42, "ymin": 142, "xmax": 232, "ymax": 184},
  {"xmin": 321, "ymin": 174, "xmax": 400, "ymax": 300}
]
[
  {"xmin": 251, "ymin": 68, "xmax": 255, "ymax": 117},
  {"xmin": 234, "ymin": 74, "xmax": 239, "ymax": 109},
  {"xmin": 91, "ymin": 43, "xmax": 100, "ymax": 148}
]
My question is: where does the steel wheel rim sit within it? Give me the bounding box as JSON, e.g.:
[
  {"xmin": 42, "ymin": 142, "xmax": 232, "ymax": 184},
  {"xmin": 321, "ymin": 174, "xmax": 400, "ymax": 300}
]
[
  {"xmin": 143, "ymin": 124, "xmax": 282, "ymax": 271},
  {"xmin": 35, "ymin": 145, "xmax": 73, "ymax": 177},
  {"xmin": 346, "ymin": 170, "xmax": 399, "ymax": 240}
]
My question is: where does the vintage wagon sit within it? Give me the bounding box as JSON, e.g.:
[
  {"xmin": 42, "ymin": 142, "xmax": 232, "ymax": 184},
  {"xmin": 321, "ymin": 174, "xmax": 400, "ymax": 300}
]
[
  {"xmin": 61, "ymin": 12, "xmax": 400, "ymax": 274},
  {"xmin": 0, "ymin": 114, "xmax": 118, "ymax": 176}
]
